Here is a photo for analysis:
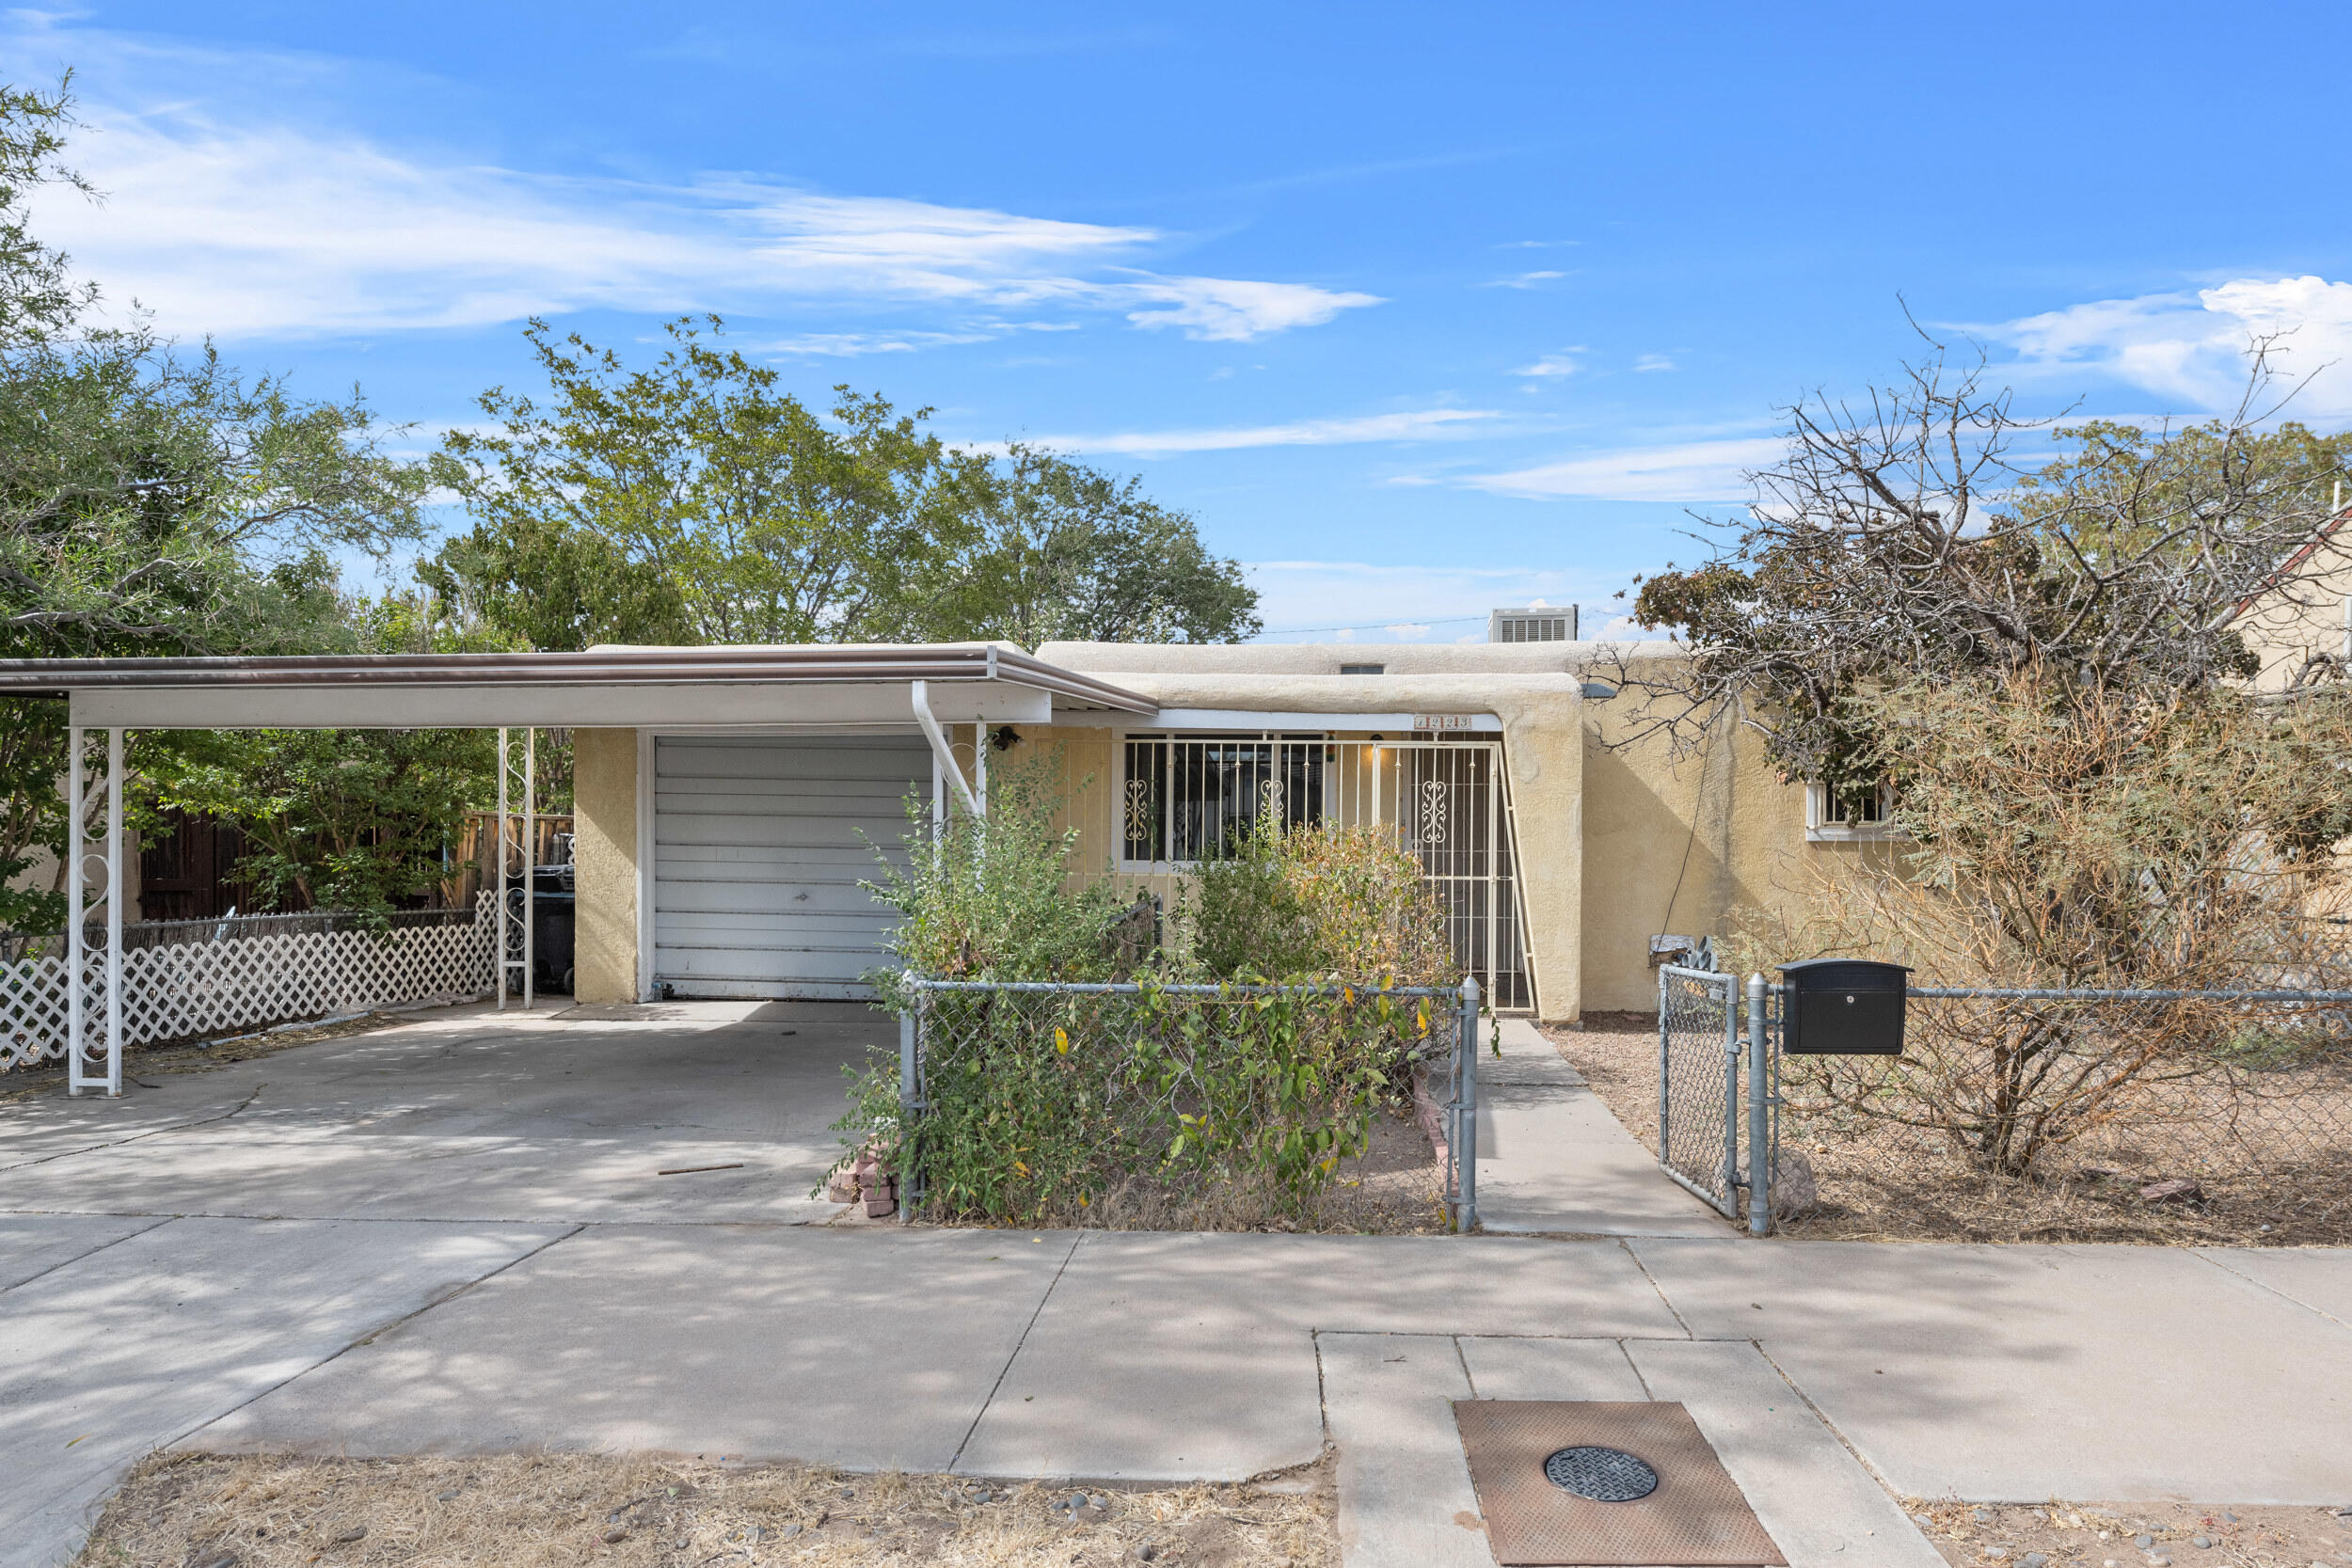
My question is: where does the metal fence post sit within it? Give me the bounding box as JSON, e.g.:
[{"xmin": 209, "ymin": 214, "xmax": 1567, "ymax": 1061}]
[
  {"xmin": 1656, "ymin": 966, "xmax": 1672, "ymax": 1177},
  {"xmin": 1746, "ymin": 972, "xmax": 1771, "ymax": 1237},
  {"xmin": 1721, "ymin": 974, "xmax": 1740, "ymax": 1206},
  {"xmin": 1456, "ymin": 976, "xmax": 1480, "ymax": 1233},
  {"xmin": 898, "ymin": 989, "xmax": 923, "ymax": 1223}
]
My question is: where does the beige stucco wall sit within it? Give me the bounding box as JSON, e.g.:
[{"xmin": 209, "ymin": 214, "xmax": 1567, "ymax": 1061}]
[
  {"xmin": 560, "ymin": 639, "xmax": 1859, "ymax": 1022},
  {"xmin": 2238, "ymin": 533, "xmax": 2352, "ymax": 690},
  {"xmin": 572, "ymin": 727, "xmax": 639, "ymax": 1005}
]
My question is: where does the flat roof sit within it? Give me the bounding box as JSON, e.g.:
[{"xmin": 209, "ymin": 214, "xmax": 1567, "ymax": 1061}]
[{"xmin": 0, "ymin": 643, "xmax": 1158, "ymax": 730}]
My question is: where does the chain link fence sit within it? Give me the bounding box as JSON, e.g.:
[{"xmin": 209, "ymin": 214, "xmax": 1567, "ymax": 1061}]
[
  {"xmin": 1657, "ymin": 965, "xmax": 1744, "ymax": 1219},
  {"xmin": 1653, "ymin": 970, "xmax": 2352, "ymax": 1243},
  {"xmin": 896, "ymin": 977, "xmax": 1481, "ymax": 1231}
]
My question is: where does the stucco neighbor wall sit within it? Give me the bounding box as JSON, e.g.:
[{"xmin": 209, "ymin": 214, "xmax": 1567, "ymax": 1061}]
[{"xmin": 572, "ymin": 727, "xmax": 639, "ymax": 1005}]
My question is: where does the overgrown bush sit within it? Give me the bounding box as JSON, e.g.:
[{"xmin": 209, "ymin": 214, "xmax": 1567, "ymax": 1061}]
[
  {"xmin": 873, "ymin": 983, "xmax": 1447, "ymax": 1226},
  {"xmin": 841, "ymin": 771, "xmax": 1460, "ymax": 1227},
  {"xmin": 862, "ymin": 756, "xmax": 1144, "ymax": 997},
  {"xmin": 1185, "ymin": 812, "xmax": 1456, "ymax": 987}
]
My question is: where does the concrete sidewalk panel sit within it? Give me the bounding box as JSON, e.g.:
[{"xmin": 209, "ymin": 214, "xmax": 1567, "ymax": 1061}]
[
  {"xmin": 0, "ymin": 1214, "xmax": 165, "ymax": 1292},
  {"xmin": 1633, "ymin": 1239, "xmax": 2352, "ymax": 1502},
  {"xmin": 1475, "ymin": 1081, "xmax": 1731, "ymax": 1238},
  {"xmin": 1454, "ymin": 1335, "xmax": 1648, "ymax": 1401},
  {"xmin": 2196, "ymin": 1246, "xmax": 2352, "ymax": 1326},
  {"xmin": 955, "ymin": 1233, "xmax": 1325, "ymax": 1481},
  {"xmin": 193, "ymin": 1225, "xmax": 1073, "ymax": 1476},
  {"xmin": 1629, "ymin": 1340, "xmax": 1943, "ymax": 1568},
  {"xmin": 957, "ymin": 1233, "xmax": 1680, "ymax": 1481},
  {"xmin": 1319, "ymin": 1333, "xmax": 1493, "ymax": 1568},
  {"xmin": 0, "ymin": 1215, "xmax": 560, "ymax": 1568}
]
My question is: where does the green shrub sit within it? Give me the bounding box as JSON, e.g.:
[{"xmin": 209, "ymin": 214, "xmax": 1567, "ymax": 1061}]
[
  {"xmin": 862, "ymin": 755, "xmax": 1142, "ymax": 999},
  {"xmin": 1186, "ymin": 813, "xmax": 1456, "ymax": 987},
  {"xmin": 837, "ymin": 766, "xmax": 1459, "ymax": 1227}
]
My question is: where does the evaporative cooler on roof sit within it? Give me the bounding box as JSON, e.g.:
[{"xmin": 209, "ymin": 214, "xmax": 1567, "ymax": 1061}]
[{"xmin": 1489, "ymin": 607, "xmax": 1578, "ymax": 642}]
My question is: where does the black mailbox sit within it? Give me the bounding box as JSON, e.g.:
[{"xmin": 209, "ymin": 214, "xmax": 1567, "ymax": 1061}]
[{"xmin": 1777, "ymin": 958, "xmax": 1911, "ymax": 1055}]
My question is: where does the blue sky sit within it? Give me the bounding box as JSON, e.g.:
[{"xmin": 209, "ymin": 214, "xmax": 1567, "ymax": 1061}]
[{"xmin": 11, "ymin": 4, "xmax": 2352, "ymax": 641}]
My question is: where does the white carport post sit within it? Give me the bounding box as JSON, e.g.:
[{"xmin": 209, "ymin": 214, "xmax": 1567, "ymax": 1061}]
[
  {"xmin": 496, "ymin": 726, "xmax": 534, "ymax": 1011},
  {"xmin": 66, "ymin": 725, "xmax": 124, "ymax": 1097}
]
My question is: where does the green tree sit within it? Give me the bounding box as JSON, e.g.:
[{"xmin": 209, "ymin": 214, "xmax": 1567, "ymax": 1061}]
[
  {"xmin": 424, "ymin": 317, "xmax": 1260, "ymax": 652},
  {"xmin": 424, "ymin": 317, "xmax": 946, "ymax": 649},
  {"xmin": 909, "ymin": 444, "xmax": 1259, "ymax": 648},
  {"xmin": 0, "ymin": 76, "xmax": 435, "ymax": 928}
]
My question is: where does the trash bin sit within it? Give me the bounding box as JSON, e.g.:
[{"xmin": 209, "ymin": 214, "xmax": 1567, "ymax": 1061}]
[
  {"xmin": 530, "ymin": 864, "xmax": 575, "ymax": 994},
  {"xmin": 1776, "ymin": 958, "xmax": 1911, "ymax": 1055}
]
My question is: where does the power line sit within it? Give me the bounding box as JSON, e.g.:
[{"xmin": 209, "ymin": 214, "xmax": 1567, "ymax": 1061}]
[{"xmin": 1256, "ymin": 611, "xmax": 1496, "ymax": 636}]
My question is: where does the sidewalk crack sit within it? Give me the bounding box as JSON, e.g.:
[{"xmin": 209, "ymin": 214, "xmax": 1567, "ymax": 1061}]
[
  {"xmin": 170, "ymin": 1221, "xmax": 584, "ymax": 1449},
  {"xmin": 950, "ymin": 1230, "xmax": 1082, "ymax": 1472},
  {"xmin": 0, "ymin": 1083, "xmax": 268, "ymax": 1175},
  {"xmin": 2189, "ymin": 1248, "xmax": 2350, "ymax": 1331},
  {"xmin": 0, "ymin": 1214, "xmax": 172, "ymax": 1297},
  {"xmin": 1618, "ymin": 1237, "xmax": 1693, "ymax": 1338}
]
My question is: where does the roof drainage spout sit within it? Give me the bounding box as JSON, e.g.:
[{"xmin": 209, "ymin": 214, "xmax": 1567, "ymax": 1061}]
[{"xmin": 911, "ymin": 680, "xmax": 982, "ymax": 818}]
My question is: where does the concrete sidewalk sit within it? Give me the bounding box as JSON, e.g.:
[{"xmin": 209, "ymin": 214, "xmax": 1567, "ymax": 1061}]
[
  {"xmin": 8, "ymin": 1006, "xmax": 2352, "ymax": 1568},
  {"xmin": 7, "ymin": 1213, "xmax": 2350, "ymax": 1568}
]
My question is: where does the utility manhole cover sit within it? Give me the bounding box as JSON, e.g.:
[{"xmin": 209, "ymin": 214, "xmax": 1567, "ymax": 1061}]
[{"xmin": 1543, "ymin": 1445, "xmax": 1659, "ymax": 1501}]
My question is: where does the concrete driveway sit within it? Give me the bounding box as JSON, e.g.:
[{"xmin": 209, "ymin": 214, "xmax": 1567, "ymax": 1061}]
[
  {"xmin": 0, "ymin": 997, "xmax": 884, "ymax": 1224},
  {"xmin": 5, "ymin": 1002, "xmax": 2351, "ymax": 1568}
]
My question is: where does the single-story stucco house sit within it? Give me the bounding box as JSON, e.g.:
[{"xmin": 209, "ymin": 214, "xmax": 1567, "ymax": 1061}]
[{"xmin": 0, "ymin": 616, "xmax": 1887, "ymax": 1053}]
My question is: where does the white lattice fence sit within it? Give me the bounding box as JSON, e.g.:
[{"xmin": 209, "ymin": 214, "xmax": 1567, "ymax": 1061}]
[{"xmin": 0, "ymin": 895, "xmax": 497, "ymax": 1072}]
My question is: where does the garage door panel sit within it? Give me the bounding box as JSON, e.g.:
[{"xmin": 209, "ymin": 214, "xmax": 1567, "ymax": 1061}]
[
  {"xmin": 653, "ymin": 736, "xmax": 931, "ymax": 1000},
  {"xmin": 653, "ymin": 883, "xmax": 901, "ymax": 917},
  {"xmin": 659, "ymin": 817, "xmax": 912, "ymax": 851},
  {"xmin": 655, "ymin": 844, "xmax": 896, "ymax": 872},
  {"xmin": 658, "ymin": 748, "xmax": 942, "ymax": 783},
  {"xmin": 652, "ymin": 946, "xmax": 879, "ymax": 985}
]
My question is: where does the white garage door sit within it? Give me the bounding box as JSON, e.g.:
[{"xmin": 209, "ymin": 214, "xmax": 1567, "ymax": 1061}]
[{"xmin": 653, "ymin": 735, "xmax": 933, "ymax": 999}]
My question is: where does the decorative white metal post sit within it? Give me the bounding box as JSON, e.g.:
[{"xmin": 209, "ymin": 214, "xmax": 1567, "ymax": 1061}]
[
  {"xmin": 66, "ymin": 725, "xmax": 124, "ymax": 1096},
  {"xmin": 496, "ymin": 727, "xmax": 534, "ymax": 1010}
]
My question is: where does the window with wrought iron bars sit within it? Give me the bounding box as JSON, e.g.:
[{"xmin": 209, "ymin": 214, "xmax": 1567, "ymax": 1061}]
[{"xmin": 1120, "ymin": 733, "xmax": 1330, "ymax": 865}]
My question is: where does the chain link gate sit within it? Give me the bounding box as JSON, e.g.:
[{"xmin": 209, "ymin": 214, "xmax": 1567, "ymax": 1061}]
[{"xmin": 1656, "ymin": 965, "xmax": 1787, "ymax": 1232}]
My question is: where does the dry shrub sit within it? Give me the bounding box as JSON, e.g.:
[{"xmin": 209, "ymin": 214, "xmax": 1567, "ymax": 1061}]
[
  {"xmin": 77, "ymin": 1450, "xmax": 1336, "ymax": 1568},
  {"xmin": 1694, "ymin": 673, "xmax": 2352, "ymax": 1237}
]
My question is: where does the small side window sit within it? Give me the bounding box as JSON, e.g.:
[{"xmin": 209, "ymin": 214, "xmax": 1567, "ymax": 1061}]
[{"xmin": 1805, "ymin": 781, "xmax": 1900, "ymax": 842}]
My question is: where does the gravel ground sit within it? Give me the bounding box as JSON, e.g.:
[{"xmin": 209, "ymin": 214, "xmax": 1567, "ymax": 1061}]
[
  {"xmin": 1908, "ymin": 1497, "xmax": 2352, "ymax": 1567},
  {"xmin": 1546, "ymin": 1014, "xmax": 2352, "ymax": 1245},
  {"xmin": 75, "ymin": 1452, "xmax": 1337, "ymax": 1568}
]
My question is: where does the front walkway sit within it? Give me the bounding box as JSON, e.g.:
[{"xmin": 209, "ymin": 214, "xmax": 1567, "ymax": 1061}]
[
  {"xmin": 1473, "ymin": 1018, "xmax": 1730, "ymax": 1236},
  {"xmin": 4, "ymin": 1004, "xmax": 2349, "ymax": 1568}
]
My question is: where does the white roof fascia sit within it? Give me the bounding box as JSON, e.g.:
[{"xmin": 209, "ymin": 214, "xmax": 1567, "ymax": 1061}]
[
  {"xmin": 66, "ymin": 678, "xmax": 1053, "ymax": 731},
  {"xmin": 1133, "ymin": 707, "xmax": 1502, "ymax": 733}
]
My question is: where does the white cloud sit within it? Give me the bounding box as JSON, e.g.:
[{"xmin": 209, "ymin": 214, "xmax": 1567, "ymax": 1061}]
[
  {"xmin": 1633, "ymin": 354, "xmax": 1676, "ymax": 372},
  {"xmin": 1484, "ymin": 269, "xmax": 1565, "ymax": 289},
  {"xmin": 1992, "ymin": 276, "xmax": 2352, "ymax": 418},
  {"xmin": 23, "ymin": 92, "xmax": 1379, "ymax": 344},
  {"xmin": 1512, "ymin": 348, "xmax": 1584, "ymax": 377},
  {"xmin": 1463, "ymin": 436, "xmax": 1785, "ymax": 502},
  {"xmin": 1245, "ymin": 560, "xmax": 1633, "ymax": 641},
  {"xmin": 1117, "ymin": 275, "xmax": 1383, "ymax": 341},
  {"xmin": 983, "ymin": 407, "xmax": 1501, "ymax": 457}
]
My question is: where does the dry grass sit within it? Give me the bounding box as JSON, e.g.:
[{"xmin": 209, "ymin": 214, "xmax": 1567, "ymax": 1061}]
[
  {"xmin": 76, "ymin": 1451, "xmax": 1337, "ymax": 1568},
  {"xmin": 1907, "ymin": 1496, "xmax": 2352, "ymax": 1567},
  {"xmin": 930, "ymin": 1109, "xmax": 1450, "ymax": 1237},
  {"xmin": 1549, "ymin": 1014, "xmax": 2352, "ymax": 1246}
]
